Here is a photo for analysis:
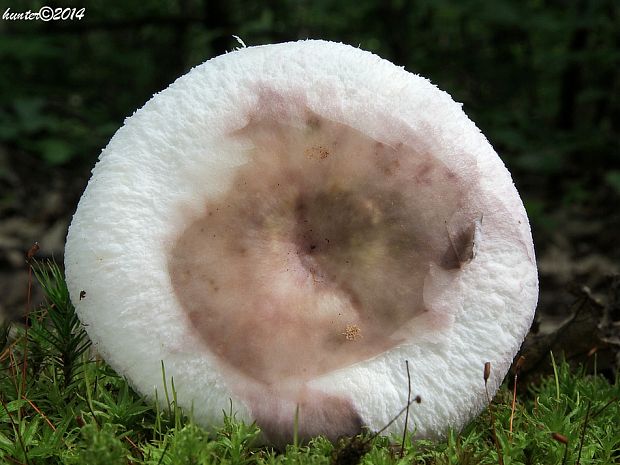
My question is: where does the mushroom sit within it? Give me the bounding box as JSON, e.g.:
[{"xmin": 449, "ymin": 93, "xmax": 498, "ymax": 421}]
[{"xmin": 64, "ymin": 40, "xmax": 538, "ymax": 445}]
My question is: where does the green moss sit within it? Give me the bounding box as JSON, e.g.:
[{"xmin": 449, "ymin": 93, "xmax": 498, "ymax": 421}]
[{"xmin": 0, "ymin": 260, "xmax": 618, "ymax": 464}]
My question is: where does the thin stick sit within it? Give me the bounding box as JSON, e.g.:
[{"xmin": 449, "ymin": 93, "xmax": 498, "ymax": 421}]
[
  {"xmin": 156, "ymin": 441, "xmax": 170, "ymax": 465},
  {"xmin": 24, "ymin": 398, "xmax": 56, "ymax": 432},
  {"xmin": 551, "ymin": 433, "xmax": 568, "ymax": 465},
  {"xmin": 335, "ymin": 378, "xmax": 421, "ymax": 465},
  {"xmin": 21, "ymin": 264, "xmax": 32, "ymax": 394},
  {"xmin": 21, "ymin": 244, "xmax": 38, "ymax": 394},
  {"xmin": 576, "ymin": 400, "xmax": 591, "ymax": 465},
  {"xmin": 561, "ymin": 442, "xmax": 568, "ymax": 465},
  {"xmin": 0, "ymin": 338, "xmax": 21, "ymax": 363},
  {"xmin": 590, "ymin": 396, "xmax": 618, "ymax": 419},
  {"xmin": 124, "ymin": 435, "xmax": 142, "ymax": 458},
  {"xmin": 509, "ymin": 356, "xmax": 525, "ymax": 441},
  {"xmin": 0, "ymin": 396, "xmax": 31, "ymax": 465},
  {"xmin": 8, "ymin": 348, "xmax": 20, "ymax": 389},
  {"xmin": 400, "ymin": 360, "xmax": 411, "ymax": 458},
  {"xmin": 374, "ymin": 394, "xmax": 421, "ymax": 438},
  {"xmin": 4, "ymin": 455, "xmax": 26, "ymax": 465},
  {"xmin": 484, "ymin": 362, "xmax": 504, "ymax": 465}
]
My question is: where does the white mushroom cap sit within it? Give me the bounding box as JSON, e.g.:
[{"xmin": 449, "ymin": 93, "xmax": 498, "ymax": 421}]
[{"xmin": 64, "ymin": 40, "xmax": 538, "ymax": 444}]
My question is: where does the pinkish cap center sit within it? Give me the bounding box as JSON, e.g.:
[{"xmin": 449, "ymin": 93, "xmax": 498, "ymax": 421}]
[{"xmin": 167, "ymin": 89, "xmax": 479, "ymax": 387}]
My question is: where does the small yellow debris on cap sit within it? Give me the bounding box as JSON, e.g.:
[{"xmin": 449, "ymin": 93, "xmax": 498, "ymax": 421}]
[{"xmin": 343, "ymin": 324, "xmax": 362, "ymax": 341}]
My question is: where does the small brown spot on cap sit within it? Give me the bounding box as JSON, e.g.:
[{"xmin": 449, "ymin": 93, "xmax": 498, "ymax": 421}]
[
  {"xmin": 414, "ymin": 162, "xmax": 434, "ymax": 184},
  {"xmin": 304, "ymin": 145, "xmax": 330, "ymax": 160},
  {"xmin": 306, "ymin": 115, "xmax": 321, "ymax": 129},
  {"xmin": 441, "ymin": 220, "xmax": 477, "ymax": 270},
  {"xmin": 484, "ymin": 361, "xmax": 491, "ymax": 381}
]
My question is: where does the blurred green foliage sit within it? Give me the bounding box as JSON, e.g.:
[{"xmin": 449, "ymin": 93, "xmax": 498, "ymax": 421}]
[{"xmin": 0, "ymin": 0, "xmax": 618, "ymax": 219}]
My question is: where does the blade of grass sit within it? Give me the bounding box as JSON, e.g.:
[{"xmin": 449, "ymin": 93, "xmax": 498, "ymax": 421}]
[
  {"xmin": 161, "ymin": 360, "xmax": 172, "ymax": 417},
  {"xmin": 550, "ymin": 351, "xmax": 560, "ymax": 402}
]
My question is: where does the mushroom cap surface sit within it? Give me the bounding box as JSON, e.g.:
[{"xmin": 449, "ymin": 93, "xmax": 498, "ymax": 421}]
[{"xmin": 64, "ymin": 40, "xmax": 538, "ymax": 443}]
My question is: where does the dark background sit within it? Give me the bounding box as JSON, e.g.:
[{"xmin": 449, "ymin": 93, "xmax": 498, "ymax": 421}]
[{"xmin": 1, "ymin": 0, "xmax": 618, "ymax": 374}]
